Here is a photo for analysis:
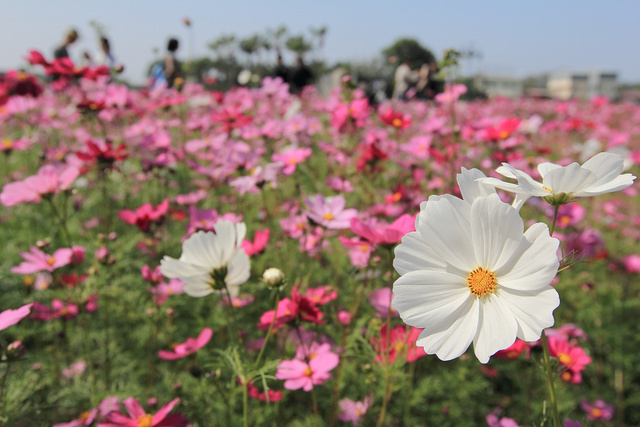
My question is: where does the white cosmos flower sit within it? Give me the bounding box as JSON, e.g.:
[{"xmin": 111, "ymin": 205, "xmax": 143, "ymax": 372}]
[
  {"xmin": 392, "ymin": 193, "xmax": 560, "ymax": 363},
  {"xmin": 160, "ymin": 220, "xmax": 250, "ymax": 298},
  {"xmin": 478, "ymin": 152, "xmax": 636, "ymax": 208}
]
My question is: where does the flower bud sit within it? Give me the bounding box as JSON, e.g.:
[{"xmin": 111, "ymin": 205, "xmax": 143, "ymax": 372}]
[{"xmin": 262, "ymin": 268, "xmax": 285, "ymax": 287}]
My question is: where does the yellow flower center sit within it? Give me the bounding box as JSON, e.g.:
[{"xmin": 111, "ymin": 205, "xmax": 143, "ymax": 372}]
[
  {"xmin": 590, "ymin": 408, "xmax": 603, "ymax": 418},
  {"xmin": 558, "ymin": 353, "xmax": 572, "ymax": 365},
  {"xmin": 137, "ymin": 414, "xmax": 153, "ymax": 427},
  {"xmin": 466, "ymin": 266, "xmax": 497, "ymax": 297},
  {"xmin": 542, "ymin": 185, "xmax": 553, "ymax": 193},
  {"xmin": 499, "ymin": 130, "xmax": 509, "ymax": 139},
  {"xmin": 309, "ymin": 352, "xmax": 317, "ymax": 360},
  {"xmin": 561, "ymin": 371, "xmax": 572, "ymax": 381},
  {"xmin": 322, "ymin": 212, "xmax": 334, "ymax": 221},
  {"xmin": 79, "ymin": 410, "xmax": 92, "ymax": 421},
  {"xmin": 2, "ymin": 140, "xmax": 13, "ymax": 148},
  {"xmin": 23, "ymin": 276, "xmax": 34, "ymax": 286},
  {"xmin": 303, "ymin": 367, "xmax": 313, "ymax": 377},
  {"xmin": 47, "ymin": 257, "xmax": 56, "ymax": 266},
  {"xmin": 360, "ymin": 244, "xmax": 369, "ymax": 253},
  {"xmin": 392, "ymin": 118, "xmax": 403, "ymax": 128}
]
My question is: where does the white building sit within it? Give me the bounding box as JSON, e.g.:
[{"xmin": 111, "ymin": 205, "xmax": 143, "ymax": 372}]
[{"xmin": 546, "ymin": 70, "xmax": 617, "ymax": 100}]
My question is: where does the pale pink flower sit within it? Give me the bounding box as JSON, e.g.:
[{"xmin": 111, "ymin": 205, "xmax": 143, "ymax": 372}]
[
  {"xmin": 0, "ymin": 304, "xmax": 32, "ymax": 331},
  {"xmin": 275, "ymin": 343, "xmax": 339, "ymax": 391},
  {"xmin": 1, "ymin": 164, "xmax": 80, "ymax": 206},
  {"xmin": 435, "ymin": 83, "xmax": 467, "ymax": 104},
  {"xmin": 338, "ymin": 396, "xmax": 373, "ymax": 425},
  {"xmin": 272, "ymin": 147, "xmax": 312, "ymax": 175},
  {"xmin": 580, "ymin": 399, "xmax": 614, "ymax": 421},
  {"xmin": 304, "ymin": 194, "xmax": 357, "ymax": 229},
  {"xmin": 62, "ymin": 361, "xmax": 87, "ymax": 378},
  {"xmin": 367, "ymin": 287, "xmax": 398, "ymax": 318}
]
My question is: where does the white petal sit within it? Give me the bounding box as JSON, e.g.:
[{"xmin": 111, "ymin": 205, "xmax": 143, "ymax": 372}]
[
  {"xmin": 418, "ymin": 195, "xmax": 475, "ymax": 273},
  {"xmin": 495, "ymin": 286, "xmax": 559, "ymax": 341},
  {"xmin": 574, "ymin": 173, "xmax": 636, "ymax": 197},
  {"xmin": 225, "ymin": 249, "xmax": 250, "ymax": 287},
  {"xmin": 213, "ymin": 220, "xmax": 237, "ymax": 265},
  {"xmin": 537, "ymin": 162, "xmax": 562, "ymax": 177},
  {"xmin": 470, "ymin": 195, "xmax": 523, "ymax": 270},
  {"xmin": 542, "ymin": 163, "xmax": 597, "ymax": 195},
  {"xmin": 472, "ymin": 294, "xmax": 518, "ymax": 363},
  {"xmin": 235, "ymin": 222, "xmax": 247, "ymax": 247},
  {"xmin": 181, "ymin": 231, "xmax": 219, "ymax": 268},
  {"xmin": 496, "ymin": 223, "xmax": 559, "ymax": 291},
  {"xmin": 580, "ymin": 152, "xmax": 623, "ymax": 182},
  {"xmin": 183, "ymin": 281, "xmax": 215, "ymax": 297},
  {"xmin": 392, "ymin": 270, "xmax": 469, "ymax": 328},
  {"xmin": 159, "ymin": 256, "xmax": 209, "ymax": 278},
  {"xmin": 415, "ymin": 297, "xmax": 479, "ymax": 361},
  {"xmin": 476, "ymin": 177, "xmax": 527, "ymax": 195},
  {"xmin": 504, "ymin": 164, "xmax": 549, "ymax": 196},
  {"xmin": 393, "ymin": 231, "xmax": 447, "ymax": 276},
  {"xmin": 457, "ymin": 168, "xmax": 496, "ymax": 202}
]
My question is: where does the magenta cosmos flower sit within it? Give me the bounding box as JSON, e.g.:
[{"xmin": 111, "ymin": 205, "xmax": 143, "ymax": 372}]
[
  {"xmin": 271, "ymin": 146, "xmax": 312, "ymax": 175},
  {"xmin": 11, "ymin": 247, "xmax": 74, "ymax": 274},
  {"xmin": 350, "ymin": 214, "xmax": 415, "ymax": 245},
  {"xmin": 158, "ymin": 327, "xmax": 213, "ymax": 360},
  {"xmin": 275, "ymin": 343, "xmax": 339, "ymax": 391},
  {"xmin": 0, "ymin": 304, "xmax": 32, "ymax": 331},
  {"xmin": 580, "ymin": 399, "xmax": 614, "ymax": 421},
  {"xmin": 1, "ymin": 164, "xmax": 79, "ymax": 207},
  {"xmin": 304, "ymin": 194, "xmax": 357, "ymax": 229},
  {"xmin": 338, "ymin": 396, "xmax": 373, "ymax": 425},
  {"xmin": 97, "ymin": 397, "xmax": 186, "ymax": 427},
  {"xmin": 118, "ymin": 199, "xmax": 169, "ymax": 232}
]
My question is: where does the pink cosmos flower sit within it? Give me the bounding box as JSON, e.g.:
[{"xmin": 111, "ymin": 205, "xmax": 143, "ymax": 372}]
[
  {"xmin": 271, "ymin": 147, "xmax": 312, "ymax": 175},
  {"xmin": 0, "ymin": 304, "xmax": 33, "ymax": 331},
  {"xmin": 623, "ymin": 254, "xmax": 640, "ymax": 273},
  {"xmin": 279, "ymin": 213, "xmax": 308, "ymax": 239},
  {"xmin": 97, "ymin": 397, "xmax": 187, "ymax": 427},
  {"xmin": 304, "ymin": 194, "xmax": 357, "ymax": 229},
  {"xmin": 242, "ymin": 228, "xmax": 270, "ymax": 256},
  {"xmin": 62, "ymin": 361, "xmax": 87, "ymax": 379},
  {"xmin": 435, "ymin": 83, "xmax": 467, "ymax": 104},
  {"xmin": 53, "ymin": 396, "xmax": 120, "ymax": 427},
  {"xmin": 349, "ymin": 214, "xmax": 415, "ymax": 245},
  {"xmin": 547, "ymin": 335, "xmax": 592, "ymax": 383},
  {"xmin": 326, "ymin": 176, "xmax": 354, "ymax": 193},
  {"xmin": 150, "ymin": 279, "xmax": 185, "ymax": 305},
  {"xmin": 338, "ymin": 236, "xmax": 375, "ymax": 268},
  {"xmin": 158, "ymin": 328, "xmax": 213, "ymax": 360},
  {"xmin": 118, "ymin": 199, "xmax": 169, "ymax": 232},
  {"xmin": 580, "ymin": 399, "xmax": 614, "ymax": 421},
  {"xmin": 11, "ymin": 247, "xmax": 74, "ymax": 274},
  {"xmin": 367, "ymin": 287, "xmax": 398, "ymax": 318},
  {"xmin": 372, "ymin": 324, "xmax": 426, "ymax": 364},
  {"xmin": 1, "ymin": 164, "xmax": 79, "ymax": 207},
  {"xmin": 338, "ymin": 396, "xmax": 373, "ymax": 425},
  {"xmin": 494, "ymin": 340, "xmax": 530, "ymax": 359},
  {"xmin": 30, "ymin": 300, "xmax": 79, "ymax": 321},
  {"xmin": 275, "ymin": 343, "xmax": 339, "ymax": 391},
  {"xmin": 486, "ymin": 414, "xmax": 520, "ymax": 427}
]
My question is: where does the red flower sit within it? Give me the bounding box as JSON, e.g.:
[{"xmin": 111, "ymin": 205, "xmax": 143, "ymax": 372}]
[
  {"xmin": 76, "ymin": 140, "xmax": 128, "ymax": 169},
  {"xmin": 494, "ymin": 339, "xmax": 529, "ymax": 359},
  {"xmin": 379, "ymin": 108, "xmax": 411, "ymax": 129},
  {"xmin": 210, "ymin": 107, "xmax": 252, "ymax": 133},
  {"xmin": 356, "ymin": 141, "xmax": 388, "ymax": 172},
  {"xmin": 257, "ymin": 286, "xmax": 324, "ymax": 331},
  {"xmin": 118, "ymin": 199, "xmax": 170, "ymax": 232},
  {"xmin": 246, "ymin": 381, "xmax": 283, "ymax": 402}
]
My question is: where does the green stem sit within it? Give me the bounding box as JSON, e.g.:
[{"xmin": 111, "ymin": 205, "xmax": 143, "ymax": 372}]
[
  {"xmin": 540, "ymin": 331, "xmax": 561, "ymax": 427},
  {"xmin": 242, "ymin": 376, "xmax": 249, "ymax": 427},
  {"xmin": 222, "ymin": 285, "xmax": 239, "ymax": 345},
  {"xmin": 550, "ymin": 205, "xmax": 559, "ymax": 237},
  {"xmin": 0, "ymin": 360, "xmax": 11, "ymax": 411},
  {"xmin": 255, "ymin": 288, "xmax": 280, "ymax": 367}
]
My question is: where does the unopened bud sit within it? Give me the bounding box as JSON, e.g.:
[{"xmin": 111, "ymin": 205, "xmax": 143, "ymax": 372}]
[{"xmin": 263, "ymin": 268, "xmax": 285, "ymax": 287}]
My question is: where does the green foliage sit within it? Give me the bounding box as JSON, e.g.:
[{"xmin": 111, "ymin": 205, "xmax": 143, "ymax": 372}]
[{"xmin": 382, "ymin": 38, "xmax": 436, "ymax": 69}]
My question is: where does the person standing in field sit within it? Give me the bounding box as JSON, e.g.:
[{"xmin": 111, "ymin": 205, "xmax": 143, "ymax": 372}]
[
  {"xmin": 54, "ymin": 28, "xmax": 79, "ymax": 60},
  {"xmin": 164, "ymin": 38, "xmax": 183, "ymax": 89}
]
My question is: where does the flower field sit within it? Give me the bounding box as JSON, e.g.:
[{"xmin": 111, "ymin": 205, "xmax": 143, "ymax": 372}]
[{"xmin": 0, "ymin": 59, "xmax": 639, "ymax": 426}]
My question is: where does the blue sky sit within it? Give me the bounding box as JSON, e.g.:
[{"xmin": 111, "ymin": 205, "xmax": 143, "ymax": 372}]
[{"xmin": 2, "ymin": 1, "xmax": 639, "ymax": 84}]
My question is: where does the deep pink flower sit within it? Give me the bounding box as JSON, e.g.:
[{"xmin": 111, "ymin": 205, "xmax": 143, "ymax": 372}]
[
  {"xmin": 379, "ymin": 107, "xmax": 411, "ymax": 129},
  {"xmin": 338, "ymin": 236, "xmax": 375, "ymax": 268},
  {"xmin": 372, "ymin": 324, "xmax": 425, "ymax": 364},
  {"xmin": 76, "ymin": 140, "xmax": 127, "ymax": 169},
  {"xmin": 547, "ymin": 335, "xmax": 592, "ymax": 383},
  {"xmin": 486, "ymin": 414, "xmax": 520, "ymax": 427},
  {"xmin": 242, "ymin": 228, "xmax": 270, "ymax": 256},
  {"xmin": 1, "ymin": 164, "xmax": 79, "ymax": 207},
  {"xmin": 275, "ymin": 343, "xmax": 339, "ymax": 391},
  {"xmin": 247, "ymin": 381, "xmax": 283, "ymax": 402},
  {"xmin": 0, "ymin": 304, "xmax": 32, "ymax": 331},
  {"xmin": 158, "ymin": 328, "xmax": 213, "ymax": 360},
  {"xmin": 304, "ymin": 194, "xmax": 357, "ymax": 229},
  {"xmin": 118, "ymin": 199, "xmax": 169, "ymax": 232},
  {"xmin": 494, "ymin": 340, "xmax": 529, "ymax": 359},
  {"xmin": 11, "ymin": 247, "xmax": 73, "ymax": 274},
  {"xmin": 350, "ymin": 214, "xmax": 415, "ymax": 245},
  {"xmin": 580, "ymin": 399, "xmax": 614, "ymax": 421},
  {"xmin": 97, "ymin": 397, "xmax": 186, "ymax": 427},
  {"xmin": 30, "ymin": 299, "xmax": 79, "ymax": 321},
  {"xmin": 623, "ymin": 254, "xmax": 640, "ymax": 273}
]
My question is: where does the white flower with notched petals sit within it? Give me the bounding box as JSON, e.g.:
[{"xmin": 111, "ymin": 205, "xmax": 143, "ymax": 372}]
[
  {"xmin": 393, "ymin": 193, "xmax": 560, "ymax": 363},
  {"xmin": 479, "ymin": 152, "xmax": 636, "ymax": 208},
  {"xmin": 160, "ymin": 220, "xmax": 250, "ymax": 298}
]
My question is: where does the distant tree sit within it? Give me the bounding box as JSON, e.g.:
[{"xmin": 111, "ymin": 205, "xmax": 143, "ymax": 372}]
[
  {"xmin": 208, "ymin": 35, "xmax": 237, "ymax": 60},
  {"xmin": 239, "ymin": 34, "xmax": 260, "ymax": 66},
  {"xmin": 309, "ymin": 26, "xmax": 328, "ymax": 59},
  {"xmin": 285, "ymin": 35, "xmax": 312, "ymax": 57},
  {"xmin": 382, "ymin": 38, "xmax": 436, "ymax": 69},
  {"xmin": 267, "ymin": 26, "xmax": 288, "ymax": 54}
]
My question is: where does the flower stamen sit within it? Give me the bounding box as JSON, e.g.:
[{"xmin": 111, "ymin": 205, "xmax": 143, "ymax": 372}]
[{"xmin": 466, "ymin": 266, "xmax": 497, "ymax": 297}]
